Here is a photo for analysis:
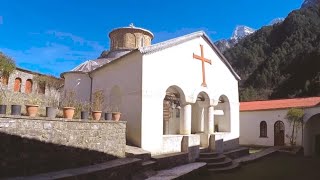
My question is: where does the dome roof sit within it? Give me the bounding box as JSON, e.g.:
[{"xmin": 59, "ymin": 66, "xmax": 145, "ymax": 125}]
[
  {"xmin": 109, "ymin": 23, "xmax": 154, "ymax": 39},
  {"xmin": 71, "ymin": 49, "xmax": 132, "ymax": 72}
]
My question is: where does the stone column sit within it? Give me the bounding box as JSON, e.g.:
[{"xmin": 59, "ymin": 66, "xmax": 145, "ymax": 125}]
[
  {"xmin": 206, "ymin": 106, "xmax": 214, "ymax": 134},
  {"xmin": 180, "ymin": 104, "xmax": 192, "ymax": 135}
]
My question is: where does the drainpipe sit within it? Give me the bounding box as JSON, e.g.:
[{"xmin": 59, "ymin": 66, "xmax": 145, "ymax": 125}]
[{"xmin": 89, "ymin": 73, "xmax": 93, "ymax": 103}]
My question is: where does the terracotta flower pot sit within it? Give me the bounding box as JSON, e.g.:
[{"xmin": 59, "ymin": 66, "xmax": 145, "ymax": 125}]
[
  {"xmin": 26, "ymin": 104, "xmax": 39, "ymax": 117},
  {"xmin": 112, "ymin": 112, "xmax": 121, "ymax": 121},
  {"xmin": 63, "ymin": 107, "xmax": 75, "ymax": 119},
  {"xmin": 92, "ymin": 111, "xmax": 102, "ymax": 120}
]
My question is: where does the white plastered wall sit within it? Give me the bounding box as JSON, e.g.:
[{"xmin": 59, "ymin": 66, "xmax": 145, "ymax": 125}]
[
  {"xmin": 141, "ymin": 36, "xmax": 239, "ymax": 154},
  {"xmin": 303, "ymin": 106, "xmax": 320, "ymax": 156},
  {"xmin": 240, "ymin": 109, "xmax": 303, "ymax": 146},
  {"xmin": 90, "ymin": 52, "xmax": 143, "ymax": 147},
  {"xmin": 63, "ymin": 73, "xmax": 91, "ymax": 103}
]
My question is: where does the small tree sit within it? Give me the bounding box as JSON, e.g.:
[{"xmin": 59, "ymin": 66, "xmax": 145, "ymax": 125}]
[
  {"xmin": 92, "ymin": 90, "xmax": 104, "ymax": 111},
  {"xmin": 286, "ymin": 108, "xmax": 304, "ymax": 146},
  {"xmin": 0, "ymin": 52, "xmax": 16, "ymax": 104}
]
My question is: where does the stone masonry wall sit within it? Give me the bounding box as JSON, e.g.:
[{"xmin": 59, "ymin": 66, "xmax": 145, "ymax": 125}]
[
  {"xmin": 0, "ymin": 116, "xmax": 126, "ymax": 177},
  {"xmin": 0, "ymin": 116, "xmax": 126, "ymax": 157}
]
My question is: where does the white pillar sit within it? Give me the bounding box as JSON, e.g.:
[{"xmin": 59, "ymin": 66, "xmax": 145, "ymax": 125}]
[
  {"xmin": 207, "ymin": 106, "xmax": 214, "ymax": 134},
  {"xmin": 180, "ymin": 104, "xmax": 192, "ymax": 135}
]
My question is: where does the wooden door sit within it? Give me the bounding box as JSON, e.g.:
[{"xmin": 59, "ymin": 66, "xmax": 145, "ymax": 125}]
[
  {"xmin": 315, "ymin": 134, "xmax": 320, "ymax": 156},
  {"xmin": 274, "ymin": 121, "xmax": 285, "ymax": 146}
]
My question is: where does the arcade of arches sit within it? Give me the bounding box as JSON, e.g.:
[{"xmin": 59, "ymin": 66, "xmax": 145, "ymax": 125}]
[{"xmin": 162, "ymin": 86, "xmax": 231, "ymax": 140}]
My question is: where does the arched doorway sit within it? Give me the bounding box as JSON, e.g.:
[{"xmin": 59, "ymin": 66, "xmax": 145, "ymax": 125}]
[
  {"xmin": 163, "ymin": 86, "xmax": 184, "ymax": 135},
  {"xmin": 25, "ymin": 79, "xmax": 33, "ymax": 94},
  {"xmin": 274, "ymin": 121, "xmax": 285, "ymax": 146}
]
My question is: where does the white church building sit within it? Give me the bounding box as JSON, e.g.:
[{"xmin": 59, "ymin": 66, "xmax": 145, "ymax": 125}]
[
  {"xmin": 240, "ymin": 97, "xmax": 320, "ymax": 156},
  {"xmin": 61, "ymin": 24, "xmax": 241, "ymax": 155}
]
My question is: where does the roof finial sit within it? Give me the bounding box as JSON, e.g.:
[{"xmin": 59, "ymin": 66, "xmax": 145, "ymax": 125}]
[{"xmin": 129, "ymin": 23, "xmax": 135, "ymax": 28}]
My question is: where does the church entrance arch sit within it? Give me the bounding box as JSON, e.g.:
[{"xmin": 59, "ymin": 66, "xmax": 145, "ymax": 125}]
[
  {"xmin": 274, "ymin": 121, "xmax": 285, "ymax": 146},
  {"xmin": 214, "ymin": 95, "xmax": 231, "ymax": 132},
  {"xmin": 304, "ymin": 113, "xmax": 320, "ymax": 156},
  {"xmin": 163, "ymin": 86, "xmax": 184, "ymax": 135}
]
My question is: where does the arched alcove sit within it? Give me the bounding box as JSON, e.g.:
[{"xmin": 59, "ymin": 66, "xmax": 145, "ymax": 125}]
[
  {"xmin": 109, "ymin": 85, "xmax": 122, "ymax": 111},
  {"xmin": 214, "ymin": 95, "xmax": 231, "ymax": 132},
  {"xmin": 191, "ymin": 91, "xmax": 210, "ymax": 133},
  {"xmin": 163, "ymin": 85, "xmax": 185, "ymax": 135},
  {"xmin": 14, "ymin": 78, "xmax": 22, "ymax": 92},
  {"xmin": 25, "ymin": 79, "xmax": 33, "ymax": 94}
]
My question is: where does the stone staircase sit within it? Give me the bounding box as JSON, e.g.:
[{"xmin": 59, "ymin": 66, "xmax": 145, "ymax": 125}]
[
  {"xmin": 197, "ymin": 151, "xmax": 240, "ymax": 172},
  {"xmin": 125, "ymin": 145, "xmax": 157, "ymax": 179}
]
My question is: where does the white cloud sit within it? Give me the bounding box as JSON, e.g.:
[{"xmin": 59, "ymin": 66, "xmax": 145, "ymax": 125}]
[
  {"xmin": 46, "ymin": 30, "xmax": 104, "ymax": 51},
  {"xmin": 0, "ymin": 31, "xmax": 105, "ymax": 76}
]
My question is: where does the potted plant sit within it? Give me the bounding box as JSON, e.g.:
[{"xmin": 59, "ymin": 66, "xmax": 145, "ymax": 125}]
[
  {"xmin": 112, "ymin": 106, "xmax": 121, "ymax": 121},
  {"xmin": 25, "ymin": 93, "xmax": 41, "ymax": 117},
  {"xmin": 61, "ymin": 91, "xmax": 77, "ymax": 119},
  {"xmin": 80, "ymin": 101, "xmax": 91, "ymax": 120},
  {"xmin": 104, "ymin": 105, "xmax": 112, "ymax": 120},
  {"xmin": 46, "ymin": 94, "xmax": 59, "ymax": 118},
  {"xmin": 91, "ymin": 90, "xmax": 104, "ymax": 121}
]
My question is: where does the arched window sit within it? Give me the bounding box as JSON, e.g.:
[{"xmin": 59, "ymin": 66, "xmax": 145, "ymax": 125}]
[
  {"xmin": 140, "ymin": 37, "xmax": 144, "ymax": 47},
  {"xmin": 25, "ymin": 79, "xmax": 33, "ymax": 94},
  {"xmin": 38, "ymin": 82, "xmax": 45, "ymax": 95},
  {"xmin": 13, "ymin": 78, "xmax": 22, "ymax": 92},
  {"xmin": 260, "ymin": 121, "xmax": 267, "ymax": 137}
]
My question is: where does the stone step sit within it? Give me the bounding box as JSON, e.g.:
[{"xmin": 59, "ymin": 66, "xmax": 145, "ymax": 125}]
[
  {"xmin": 208, "ymin": 161, "xmax": 240, "ymax": 173},
  {"xmin": 125, "ymin": 145, "xmax": 152, "ymax": 161},
  {"xmin": 224, "ymin": 147, "xmax": 250, "ymax": 159},
  {"xmin": 152, "ymin": 152, "xmax": 189, "ymax": 170},
  {"xmin": 207, "ymin": 158, "xmax": 233, "ymax": 169},
  {"xmin": 199, "ymin": 151, "xmax": 219, "ymax": 158},
  {"xmin": 199, "ymin": 147, "xmax": 209, "ymax": 153},
  {"xmin": 197, "ymin": 154, "xmax": 226, "ymax": 163},
  {"xmin": 141, "ymin": 160, "xmax": 157, "ymax": 170}
]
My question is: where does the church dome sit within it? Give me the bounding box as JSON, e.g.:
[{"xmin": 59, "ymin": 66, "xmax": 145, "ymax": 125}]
[{"xmin": 109, "ymin": 23, "xmax": 153, "ymax": 51}]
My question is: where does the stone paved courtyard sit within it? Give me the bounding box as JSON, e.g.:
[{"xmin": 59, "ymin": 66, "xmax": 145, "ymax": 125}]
[{"xmin": 198, "ymin": 153, "xmax": 320, "ymax": 180}]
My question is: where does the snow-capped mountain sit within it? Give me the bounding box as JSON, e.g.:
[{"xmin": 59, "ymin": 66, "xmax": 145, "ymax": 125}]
[
  {"xmin": 301, "ymin": 0, "xmax": 320, "ymax": 8},
  {"xmin": 269, "ymin": 18, "xmax": 285, "ymax": 25},
  {"xmin": 231, "ymin": 25, "xmax": 255, "ymax": 42},
  {"xmin": 215, "ymin": 25, "xmax": 255, "ymax": 53}
]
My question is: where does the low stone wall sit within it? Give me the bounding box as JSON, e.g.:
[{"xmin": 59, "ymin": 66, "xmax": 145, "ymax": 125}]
[{"xmin": 0, "ymin": 115, "xmax": 126, "ymax": 178}]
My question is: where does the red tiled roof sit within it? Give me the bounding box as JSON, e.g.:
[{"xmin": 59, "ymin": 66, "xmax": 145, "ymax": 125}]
[{"xmin": 240, "ymin": 97, "xmax": 320, "ymax": 111}]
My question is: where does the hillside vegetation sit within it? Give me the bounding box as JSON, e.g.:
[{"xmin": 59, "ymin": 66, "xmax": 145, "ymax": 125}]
[{"xmin": 224, "ymin": 5, "xmax": 320, "ymax": 101}]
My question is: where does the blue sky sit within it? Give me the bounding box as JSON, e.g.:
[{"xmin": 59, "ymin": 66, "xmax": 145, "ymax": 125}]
[{"xmin": 0, "ymin": 0, "xmax": 303, "ymax": 77}]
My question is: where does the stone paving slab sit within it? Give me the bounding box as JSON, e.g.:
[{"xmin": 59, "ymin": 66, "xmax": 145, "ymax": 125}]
[
  {"xmin": 234, "ymin": 146, "xmax": 281, "ymax": 164},
  {"xmin": 8, "ymin": 158, "xmax": 141, "ymax": 180},
  {"xmin": 146, "ymin": 162, "xmax": 206, "ymax": 180}
]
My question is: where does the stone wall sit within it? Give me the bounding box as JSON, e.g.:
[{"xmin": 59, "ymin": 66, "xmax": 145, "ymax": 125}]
[
  {"xmin": 3, "ymin": 68, "xmax": 61, "ymax": 97},
  {"xmin": 0, "ymin": 116, "xmax": 126, "ymax": 177},
  {"xmin": 109, "ymin": 28, "xmax": 153, "ymax": 50}
]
